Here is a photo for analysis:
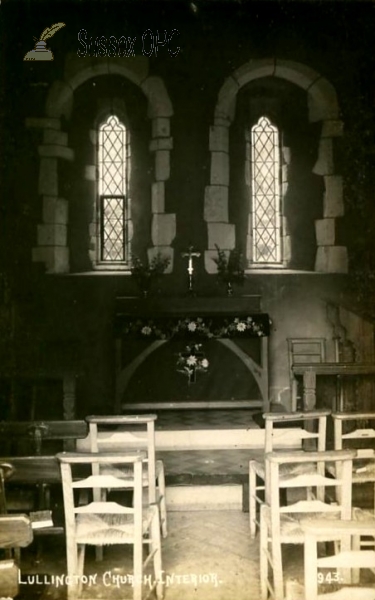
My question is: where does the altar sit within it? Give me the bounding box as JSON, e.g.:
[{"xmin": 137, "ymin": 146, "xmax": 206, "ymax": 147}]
[{"xmin": 114, "ymin": 296, "xmax": 271, "ymax": 413}]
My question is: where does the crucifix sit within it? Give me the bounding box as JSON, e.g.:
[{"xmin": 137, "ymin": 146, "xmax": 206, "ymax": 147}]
[{"xmin": 181, "ymin": 245, "xmax": 201, "ymax": 295}]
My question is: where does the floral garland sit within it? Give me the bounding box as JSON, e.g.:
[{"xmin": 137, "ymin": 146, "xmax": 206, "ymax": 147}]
[{"xmin": 121, "ymin": 315, "xmax": 269, "ymax": 340}]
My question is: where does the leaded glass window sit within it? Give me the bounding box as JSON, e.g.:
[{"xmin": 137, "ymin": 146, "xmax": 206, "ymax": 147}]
[
  {"xmin": 251, "ymin": 116, "xmax": 281, "ymax": 264},
  {"xmin": 98, "ymin": 115, "xmax": 129, "ymax": 263}
]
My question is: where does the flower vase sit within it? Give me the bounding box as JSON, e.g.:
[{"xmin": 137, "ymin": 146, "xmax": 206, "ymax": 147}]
[
  {"xmin": 188, "ymin": 369, "xmax": 196, "ymax": 385},
  {"xmin": 139, "ymin": 276, "xmax": 152, "ymax": 299},
  {"xmin": 226, "ymin": 281, "xmax": 234, "ymax": 296}
]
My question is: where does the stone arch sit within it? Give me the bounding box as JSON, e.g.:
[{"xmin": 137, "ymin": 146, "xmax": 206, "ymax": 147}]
[
  {"xmin": 29, "ymin": 53, "xmax": 175, "ymax": 273},
  {"xmin": 115, "ymin": 338, "xmax": 268, "ymax": 412},
  {"xmin": 204, "ymin": 58, "xmax": 347, "ymax": 274}
]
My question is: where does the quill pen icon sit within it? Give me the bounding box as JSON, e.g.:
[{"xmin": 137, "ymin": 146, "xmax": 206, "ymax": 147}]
[{"xmin": 24, "ymin": 22, "xmax": 65, "ymax": 61}]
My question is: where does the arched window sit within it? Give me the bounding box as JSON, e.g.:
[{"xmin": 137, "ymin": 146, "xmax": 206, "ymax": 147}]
[
  {"xmin": 250, "ymin": 116, "xmax": 282, "ymax": 265},
  {"xmin": 97, "ymin": 115, "xmax": 130, "ymax": 264}
]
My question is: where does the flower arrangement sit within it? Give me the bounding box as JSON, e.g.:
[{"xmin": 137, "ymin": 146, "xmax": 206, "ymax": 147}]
[
  {"xmin": 213, "ymin": 245, "xmax": 245, "ymax": 293},
  {"xmin": 130, "ymin": 252, "xmax": 170, "ymax": 296},
  {"xmin": 176, "ymin": 343, "xmax": 209, "ymax": 383}
]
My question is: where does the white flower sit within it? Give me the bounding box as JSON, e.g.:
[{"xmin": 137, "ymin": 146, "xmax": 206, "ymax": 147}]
[
  {"xmin": 201, "ymin": 358, "xmax": 209, "ymax": 369},
  {"xmin": 141, "ymin": 326, "xmax": 152, "ymax": 335},
  {"xmin": 236, "ymin": 322, "xmax": 246, "ymax": 332},
  {"xmin": 186, "ymin": 355, "xmax": 197, "ymax": 366},
  {"xmin": 187, "ymin": 321, "xmax": 197, "ymax": 332}
]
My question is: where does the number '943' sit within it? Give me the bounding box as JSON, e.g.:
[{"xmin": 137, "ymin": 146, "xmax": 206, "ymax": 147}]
[{"xmin": 318, "ymin": 571, "xmax": 342, "ymax": 584}]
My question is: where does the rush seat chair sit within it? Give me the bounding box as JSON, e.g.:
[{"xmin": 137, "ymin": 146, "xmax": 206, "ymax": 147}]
[{"xmin": 57, "ymin": 451, "xmax": 164, "ymax": 600}]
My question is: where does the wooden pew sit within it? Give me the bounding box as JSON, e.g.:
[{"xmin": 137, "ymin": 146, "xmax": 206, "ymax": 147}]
[
  {"xmin": 0, "ymin": 420, "xmax": 88, "ymax": 455},
  {"xmin": 0, "ymin": 456, "xmax": 63, "ymax": 534},
  {"xmin": 0, "ymin": 421, "xmax": 87, "ymax": 538}
]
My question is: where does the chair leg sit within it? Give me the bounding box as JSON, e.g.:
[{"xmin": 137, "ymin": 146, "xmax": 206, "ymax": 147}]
[
  {"xmin": 271, "ymin": 527, "xmax": 284, "ymax": 600},
  {"xmin": 95, "ymin": 547, "xmax": 103, "ymax": 561},
  {"xmin": 249, "ymin": 461, "xmax": 257, "ymax": 538},
  {"xmin": 304, "ymin": 534, "xmax": 318, "ymax": 600},
  {"xmin": 352, "ymin": 534, "xmax": 360, "ymax": 584},
  {"xmin": 93, "ymin": 488, "xmax": 104, "ymax": 561},
  {"xmin": 157, "ymin": 464, "xmax": 168, "ymax": 538},
  {"xmin": 66, "ymin": 540, "xmax": 79, "ymax": 600},
  {"xmin": 151, "ymin": 510, "xmax": 164, "ymax": 599},
  {"xmin": 77, "ymin": 544, "xmax": 86, "ymax": 596},
  {"xmin": 77, "ymin": 544, "xmax": 86, "ymax": 577},
  {"xmin": 134, "ymin": 524, "xmax": 143, "ymax": 600},
  {"xmin": 259, "ymin": 504, "xmax": 269, "ymax": 600}
]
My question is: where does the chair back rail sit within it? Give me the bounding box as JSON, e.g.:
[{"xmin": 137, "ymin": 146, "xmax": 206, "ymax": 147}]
[
  {"xmin": 265, "ymin": 449, "xmax": 355, "ymax": 517},
  {"xmin": 264, "ymin": 409, "xmax": 330, "ymax": 453}
]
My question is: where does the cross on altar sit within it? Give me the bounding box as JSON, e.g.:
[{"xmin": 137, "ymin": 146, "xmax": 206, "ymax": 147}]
[{"xmin": 181, "ymin": 245, "xmax": 201, "ymax": 295}]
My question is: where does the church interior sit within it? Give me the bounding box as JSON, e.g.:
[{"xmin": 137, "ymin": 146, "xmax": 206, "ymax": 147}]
[{"xmin": 0, "ymin": 0, "xmax": 375, "ymax": 598}]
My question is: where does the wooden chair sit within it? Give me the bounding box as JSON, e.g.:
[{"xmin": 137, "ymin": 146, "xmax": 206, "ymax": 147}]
[
  {"xmin": 331, "ymin": 412, "xmax": 375, "ymax": 514},
  {"xmin": 301, "ymin": 518, "xmax": 375, "ymax": 600},
  {"xmin": 249, "ymin": 409, "xmax": 330, "ymax": 538},
  {"xmin": 259, "ymin": 449, "xmax": 355, "ymax": 600},
  {"xmin": 0, "ymin": 514, "xmax": 33, "ymax": 599},
  {"xmin": 57, "ymin": 451, "xmax": 164, "ymax": 600},
  {"xmin": 82, "ymin": 415, "xmax": 167, "ymax": 540},
  {"xmin": 288, "ymin": 338, "xmax": 326, "ymax": 411}
]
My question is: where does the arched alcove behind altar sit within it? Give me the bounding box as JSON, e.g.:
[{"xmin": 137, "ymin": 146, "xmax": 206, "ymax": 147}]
[{"xmin": 122, "ymin": 339, "xmax": 262, "ymax": 406}]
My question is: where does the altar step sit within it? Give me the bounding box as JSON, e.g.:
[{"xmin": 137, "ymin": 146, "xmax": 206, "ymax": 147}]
[
  {"xmin": 77, "ymin": 409, "xmax": 301, "ymax": 511},
  {"xmin": 166, "ymin": 484, "xmax": 244, "ymax": 511},
  {"xmin": 160, "ymin": 447, "xmax": 252, "ymax": 511}
]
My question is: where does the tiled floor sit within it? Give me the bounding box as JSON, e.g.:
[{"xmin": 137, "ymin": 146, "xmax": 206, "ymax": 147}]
[
  {"xmin": 153, "ymin": 409, "xmax": 262, "ymax": 476},
  {"xmin": 160, "ymin": 449, "xmax": 256, "ymax": 477},
  {"xmin": 19, "ymin": 510, "xmax": 262, "ymax": 600},
  {"xmin": 152, "ymin": 409, "xmax": 261, "ymax": 430}
]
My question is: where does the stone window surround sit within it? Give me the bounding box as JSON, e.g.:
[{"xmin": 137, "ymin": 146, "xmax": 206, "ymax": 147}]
[
  {"xmin": 204, "ymin": 58, "xmax": 347, "ymax": 275},
  {"xmin": 28, "ymin": 54, "xmax": 176, "ymax": 274}
]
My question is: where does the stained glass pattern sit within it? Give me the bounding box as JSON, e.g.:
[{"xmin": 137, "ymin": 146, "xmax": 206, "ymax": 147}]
[
  {"xmin": 101, "ymin": 196, "xmax": 125, "ymax": 261},
  {"xmin": 251, "ymin": 116, "xmax": 281, "ymax": 264},
  {"xmin": 98, "ymin": 116, "xmax": 128, "ymax": 262}
]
